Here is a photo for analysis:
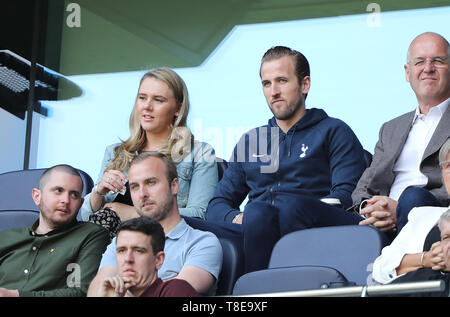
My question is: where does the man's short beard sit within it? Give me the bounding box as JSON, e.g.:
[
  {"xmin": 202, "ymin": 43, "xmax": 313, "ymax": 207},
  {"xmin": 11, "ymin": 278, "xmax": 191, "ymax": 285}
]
[
  {"xmin": 137, "ymin": 193, "xmax": 174, "ymax": 222},
  {"xmin": 270, "ymin": 98, "xmax": 304, "ymax": 121},
  {"xmin": 39, "ymin": 200, "xmax": 76, "ymax": 229},
  {"xmin": 149, "ymin": 197, "xmax": 174, "ymax": 222}
]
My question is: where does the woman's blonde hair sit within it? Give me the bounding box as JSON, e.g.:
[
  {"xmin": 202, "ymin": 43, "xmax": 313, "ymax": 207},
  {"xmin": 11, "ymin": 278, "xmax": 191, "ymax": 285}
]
[{"xmin": 108, "ymin": 68, "xmax": 193, "ymax": 171}]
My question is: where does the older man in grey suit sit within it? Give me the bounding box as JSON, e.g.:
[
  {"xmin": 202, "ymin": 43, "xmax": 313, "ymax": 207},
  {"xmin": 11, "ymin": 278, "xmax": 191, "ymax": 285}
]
[{"xmin": 353, "ymin": 32, "xmax": 450, "ymax": 234}]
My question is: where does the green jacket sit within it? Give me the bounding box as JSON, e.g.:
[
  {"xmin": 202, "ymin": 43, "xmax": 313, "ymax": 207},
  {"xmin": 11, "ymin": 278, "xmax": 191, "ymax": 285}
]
[{"xmin": 0, "ymin": 220, "xmax": 109, "ymax": 297}]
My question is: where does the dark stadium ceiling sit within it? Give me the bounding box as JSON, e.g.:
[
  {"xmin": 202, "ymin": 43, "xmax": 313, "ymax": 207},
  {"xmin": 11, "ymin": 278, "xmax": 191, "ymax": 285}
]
[{"xmin": 60, "ymin": 0, "xmax": 449, "ymax": 75}]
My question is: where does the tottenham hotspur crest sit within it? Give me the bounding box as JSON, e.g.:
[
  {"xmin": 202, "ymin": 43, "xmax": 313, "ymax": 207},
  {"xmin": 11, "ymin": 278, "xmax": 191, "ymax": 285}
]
[{"xmin": 300, "ymin": 144, "xmax": 308, "ymax": 158}]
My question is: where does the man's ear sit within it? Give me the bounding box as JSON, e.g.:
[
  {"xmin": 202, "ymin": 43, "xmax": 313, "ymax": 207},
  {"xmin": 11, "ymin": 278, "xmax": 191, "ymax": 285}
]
[
  {"xmin": 301, "ymin": 76, "xmax": 311, "ymax": 94},
  {"xmin": 31, "ymin": 188, "xmax": 41, "ymax": 207},
  {"xmin": 404, "ymin": 64, "xmax": 411, "ymax": 83},
  {"xmin": 155, "ymin": 251, "xmax": 165, "ymax": 270},
  {"xmin": 170, "ymin": 177, "xmax": 179, "ymax": 196}
]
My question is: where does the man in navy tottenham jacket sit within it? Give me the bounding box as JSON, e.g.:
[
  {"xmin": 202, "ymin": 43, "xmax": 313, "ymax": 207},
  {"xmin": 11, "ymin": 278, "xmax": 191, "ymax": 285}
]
[{"xmin": 188, "ymin": 46, "xmax": 367, "ymax": 273}]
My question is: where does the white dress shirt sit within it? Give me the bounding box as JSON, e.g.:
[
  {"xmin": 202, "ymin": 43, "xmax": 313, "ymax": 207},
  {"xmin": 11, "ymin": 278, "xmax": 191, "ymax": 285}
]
[
  {"xmin": 389, "ymin": 98, "xmax": 450, "ymax": 201},
  {"xmin": 372, "ymin": 205, "xmax": 449, "ymax": 284}
]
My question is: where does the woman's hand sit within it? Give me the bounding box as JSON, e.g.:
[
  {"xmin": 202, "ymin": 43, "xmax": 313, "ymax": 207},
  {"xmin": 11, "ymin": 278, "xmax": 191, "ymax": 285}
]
[{"xmin": 97, "ymin": 170, "xmax": 127, "ymax": 196}]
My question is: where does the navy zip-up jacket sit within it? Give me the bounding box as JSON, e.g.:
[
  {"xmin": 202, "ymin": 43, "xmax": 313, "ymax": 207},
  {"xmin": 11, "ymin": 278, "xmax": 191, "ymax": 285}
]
[{"xmin": 206, "ymin": 108, "xmax": 366, "ymax": 223}]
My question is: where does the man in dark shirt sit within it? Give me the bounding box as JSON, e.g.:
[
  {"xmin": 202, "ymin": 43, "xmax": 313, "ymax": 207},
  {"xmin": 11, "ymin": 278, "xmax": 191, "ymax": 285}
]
[
  {"xmin": 0, "ymin": 164, "xmax": 109, "ymax": 297},
  {"xmin": 194, "ymin": 46, "xmax": 366, "ymax": 273},
  {"xmin": 96, "ymin": 216, "xmax": 198, "ymax": 297}
]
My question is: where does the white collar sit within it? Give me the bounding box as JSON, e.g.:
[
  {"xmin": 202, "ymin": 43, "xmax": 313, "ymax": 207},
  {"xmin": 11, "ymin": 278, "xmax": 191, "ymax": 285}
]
[{"xmin": 413, "ymin": 97, "xmax": 450, "ymax": 122}]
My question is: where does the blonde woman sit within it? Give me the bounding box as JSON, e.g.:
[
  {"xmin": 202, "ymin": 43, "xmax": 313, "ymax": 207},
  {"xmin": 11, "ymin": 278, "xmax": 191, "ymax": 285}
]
[{"xmin": 80, "ymin": 68, "xmax": 218, "ymax": 233}]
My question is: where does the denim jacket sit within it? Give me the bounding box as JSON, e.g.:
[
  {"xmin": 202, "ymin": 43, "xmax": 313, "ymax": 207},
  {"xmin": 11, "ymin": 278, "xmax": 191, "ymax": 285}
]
[{"xmin": 80, "ymin": 141, "xmax": 218, "ymax": 220}]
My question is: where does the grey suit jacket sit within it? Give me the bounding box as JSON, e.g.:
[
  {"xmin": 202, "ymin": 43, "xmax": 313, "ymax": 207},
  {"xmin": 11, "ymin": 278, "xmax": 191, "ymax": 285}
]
[{"xmin": 352, "ymin": 105, "xmax": 450, "ymax": 207}]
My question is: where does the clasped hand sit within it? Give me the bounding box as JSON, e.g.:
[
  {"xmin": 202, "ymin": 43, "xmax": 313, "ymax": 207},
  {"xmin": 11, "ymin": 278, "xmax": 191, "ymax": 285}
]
[
  {"xmin": 427, "ymin": 241, "xmax": 446, "ymax": 271},
  {"xmin": 98, "ymin": 276, "xmax": 136, "ymax": 297},
  {"xmin": 358, "ymin": 196, "xmax": 398, "ymax": 232}
]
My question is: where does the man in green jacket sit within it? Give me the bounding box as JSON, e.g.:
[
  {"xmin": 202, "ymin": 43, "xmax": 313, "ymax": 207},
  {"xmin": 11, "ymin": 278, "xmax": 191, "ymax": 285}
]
[{"xmin": 0, "ymin": 164, "xmax": 109, "ymax": 297}]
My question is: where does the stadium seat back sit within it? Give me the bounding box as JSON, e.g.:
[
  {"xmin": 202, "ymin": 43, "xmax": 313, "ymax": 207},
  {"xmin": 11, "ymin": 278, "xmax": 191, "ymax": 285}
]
[
  {"xmin": 233, "ymin": 265, "xmax": 355, "ymax": 295},
  {"xmin": 269, "ymin": 225, "xmax": 386, "ymax": 285},
  {"xmin": 0, "ymin": 210, "xmax": 40, "ymax": 232},
  {"xmin": 0, "ymin": 168, "xmax": 94, "ymax": 221}
]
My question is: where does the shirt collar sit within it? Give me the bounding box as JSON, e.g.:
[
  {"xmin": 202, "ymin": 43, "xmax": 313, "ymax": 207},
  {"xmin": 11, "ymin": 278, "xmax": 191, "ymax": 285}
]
[
  {"xmin": 165, "ymin": 218, "xmax": 188, "ymax": 240},
  {"xmin": 29, "ymin": 218, "xmax": 78, "ymax": 237},
  {"xmin": 413, "ymin": 97, "xmax": 450, "ymax": 122}
]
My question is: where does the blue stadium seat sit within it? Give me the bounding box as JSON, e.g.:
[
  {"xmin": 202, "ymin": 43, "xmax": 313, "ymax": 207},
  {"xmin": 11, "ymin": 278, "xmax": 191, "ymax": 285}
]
[
  {"xmin": 232, "ymin": 225, "xmax": 386, "ymax": 295},
  {"xmin": 233, "ymin": 265, "xmax": 354, "ymax": 295},
  {"xmin": 0, "ymin": 167, "xmax": 94, "ymax": 221},
  {"xmin": 0, "ymin": 210, "xmax": 40, "ymax": 232},
  {"xmin": 182, "ymin": 215, "xmax": 245, "ymax": 296},
  {"xmin": 216, "ymin": 237, "xmax": 245, "ymax": 295},
  {"xmin": 268, "ymin": 225, "xmax": 387, "ymax": 286},
  {"xmin": 216, "ymin": 157, "xmax": 228, "ymax": 181}
]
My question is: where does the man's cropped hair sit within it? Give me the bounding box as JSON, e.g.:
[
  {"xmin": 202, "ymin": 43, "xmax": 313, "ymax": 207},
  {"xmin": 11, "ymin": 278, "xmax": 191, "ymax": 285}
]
[
  {"xmin": 39, "ymin": 164, "xmax": 83, "ymax": 191},
  {"xmin": 130, "ymin": 151, "xmax": 178, "ymax": 184},
  {"xmin": 261, "ymin": 45, "xmax": 310, "ymax": 99},
  {"xmin": 118, "ymin": 216, "xmax": 165, "ymax": 255}
]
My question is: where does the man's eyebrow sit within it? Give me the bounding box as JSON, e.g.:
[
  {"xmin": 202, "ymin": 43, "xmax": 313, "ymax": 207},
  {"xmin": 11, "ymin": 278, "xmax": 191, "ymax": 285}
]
[
  {"xmin": 129, "ymin": 179, "xmax": 143, "ymax": 186},
  {"xmin": 49, "ymin": 185, "xmax": 68, "ymax": 193},
  {"xmin": 130, "ymin": 176, "xmax": 157, "ymax": 183},
  {"xmin": 116, "ymin": 245, "xmax": 148, "ymax": 251},
  {"xmin": 133, "ymin": 246, "xmax": 148, "ymax": 251},
  {"xmin": 413, "ymin": 56, "xmax": 447, "ymax": 60}
]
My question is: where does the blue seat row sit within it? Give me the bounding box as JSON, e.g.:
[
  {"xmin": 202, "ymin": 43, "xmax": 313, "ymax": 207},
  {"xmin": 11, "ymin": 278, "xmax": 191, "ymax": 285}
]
[{"xmin": 232, "ymin": 225, "xmax": 388, "ymax": 295}]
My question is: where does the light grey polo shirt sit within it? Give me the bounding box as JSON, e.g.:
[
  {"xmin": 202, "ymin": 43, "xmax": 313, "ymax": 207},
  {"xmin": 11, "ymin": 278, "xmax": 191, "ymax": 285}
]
[{"xmin": 99, "ymin": 218, "xmax": 222, "ymax": 281}]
